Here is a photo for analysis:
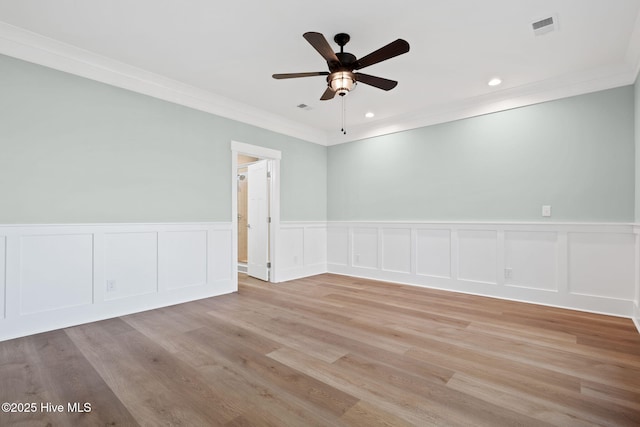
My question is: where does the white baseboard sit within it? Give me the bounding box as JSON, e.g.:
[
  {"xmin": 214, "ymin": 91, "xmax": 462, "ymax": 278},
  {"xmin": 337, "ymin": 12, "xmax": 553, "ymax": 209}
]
[
  {"xmin": 276, "ymin": 263, "xmax": 327, "ymax": 283},
  {"xmin": 634, "ymin": 303, "xmax": 640, "ymax": 334},
  {"xmin": 0, "ymin": 222, "xmax": 234, "ymax": 342}
]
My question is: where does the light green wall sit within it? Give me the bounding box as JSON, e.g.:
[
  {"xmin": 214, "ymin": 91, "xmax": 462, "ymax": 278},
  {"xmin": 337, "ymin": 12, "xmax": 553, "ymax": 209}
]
[
  {"xmin": 328, "ymin": 86, "xmax": 635, "ymax": 222},
  {"xmin": 1, "ymin": 53, "xmax": 636, "ymax": 225},
  {"xmin": 0, "ymin": 54, "xmax": 327, "ymax": 223},
  {"xmin": 635, "ymin": 72, "xmax": 640, "ymax": 223}
]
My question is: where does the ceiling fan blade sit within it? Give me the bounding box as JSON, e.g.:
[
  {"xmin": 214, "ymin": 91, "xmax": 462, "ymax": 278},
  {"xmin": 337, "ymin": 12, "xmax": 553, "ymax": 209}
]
[
  {"xmin": 354, "ymin": 39, "xmax": 410, "ymax": 70},
  {"xmin": 320, "ymin": 87, "xmax": 336, "ymax": 100},
  {"xmin": 355, "ymin": 73, "xmax": 398, "ymax": 91},
  {"xmin": 272, "ymin": 72, "xmax": 330, "ymax": 79},
  {"xmin": 303, "ymin": 32, "xmax": 340, "ymax": 65}
]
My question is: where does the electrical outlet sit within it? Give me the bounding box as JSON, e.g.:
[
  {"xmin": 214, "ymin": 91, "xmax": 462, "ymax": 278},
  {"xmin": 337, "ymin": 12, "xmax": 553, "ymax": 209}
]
[
  {"xmin": 542, "ymin": 205, "xmax": 552, "ymax": 217},
  {"xmin": 504, "ymin": 268, "xmax": 513, "ymax": 280},
  {"xmin": 294, "ymin": 255, "xmax": 298, "ymax": 264},
  {"xmin": 355, "ymin": 254, "xmax": 361, "ymax": 263},
  {"xmin": 106, "ymin": 280, "xmax": 117, "ymax": 292}
]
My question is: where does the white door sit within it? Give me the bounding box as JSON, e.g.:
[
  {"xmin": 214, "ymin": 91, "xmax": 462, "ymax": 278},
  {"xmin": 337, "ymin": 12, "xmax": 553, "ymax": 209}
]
[{"xmin": 247, "ymin": 160, "xmax": 270, "ymax": 281}]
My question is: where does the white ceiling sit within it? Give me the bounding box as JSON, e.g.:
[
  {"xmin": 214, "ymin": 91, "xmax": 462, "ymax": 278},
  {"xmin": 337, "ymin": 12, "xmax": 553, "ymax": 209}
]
[{"xmin": 0, "ymin": 0, "xmax": 639, "ymax": 145}]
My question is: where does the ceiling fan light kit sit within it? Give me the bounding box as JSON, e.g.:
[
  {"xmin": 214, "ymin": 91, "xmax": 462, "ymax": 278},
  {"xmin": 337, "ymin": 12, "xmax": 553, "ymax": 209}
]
[
  {"xmin": 273, "ymin": 31, "xmax": 410, "ymax": 133},
  {"xmin": 329, "ymin": 70, "xmax": 355, "ymax": 96}
]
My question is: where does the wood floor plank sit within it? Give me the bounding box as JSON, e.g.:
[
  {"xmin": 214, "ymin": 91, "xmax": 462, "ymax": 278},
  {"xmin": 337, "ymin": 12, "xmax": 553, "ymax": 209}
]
[
  {"xmin": 32, "ymin": 330, "xmax": 139, "ymax": 426},
  {"xmin": 340, "ymin": 401, "xmax": 415, "ymax": 427},
  {"xmin": 186, "ymin": 325, "xmax": 360, "ymax": 421},
  {"xmin": 332, "ymin": 352, "xmax": 549, "ymax": 426},
  {"xmin": 268, "ymin": 346, "xmax": 546, "ymax": 427},
  {"xmin": 0, "ymin": 335, "xmax": 74, "ymax": 427},
  {"xmin": 208, "ymin": 296, "xmax": 414, "ymax": 357},
  {"xmin": 395, "ymin": 322, "xmax": 640, "ymax": 390},
  {"xmin": 200, "ymin": 364, "xmax": 335, "ymax": 427},
  {"xmin": 0, "ymin": 272, "xmax": 639, "ymax": 425},
  {"xmin": 204, "ymin": 306, "xmax": 351, "ymax": 363},
  {"xmin": 267, "ymin": 346, "xmax": 446, "ymax": 426},
  {"xmin": 446, "ymin": 373, "xmax": 597, "ymax": 427},
  {"xmin": 448, "ymin": 370, "xmax": 640, "ymax": 426},
  {"xmin": 580, "ymin": 380, "xmax": 640, "ymax": 411},
  {"xmin": 66, "ymin": 319, "xmax": 239, "ymax": 426}
]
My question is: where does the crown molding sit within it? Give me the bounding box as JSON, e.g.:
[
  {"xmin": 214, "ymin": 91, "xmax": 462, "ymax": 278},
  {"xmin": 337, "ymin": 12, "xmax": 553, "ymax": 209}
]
[
  {"xmin": 0, "ymin": 21, "xmax": 328, "ymax": 146},
  {"xmin": 1, "ymin": 19, "xmax": 638, "ymax": 149}
]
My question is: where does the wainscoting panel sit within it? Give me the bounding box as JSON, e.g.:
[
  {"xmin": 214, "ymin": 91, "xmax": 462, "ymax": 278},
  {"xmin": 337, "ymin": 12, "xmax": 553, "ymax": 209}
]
[
  {"xmin": 0, "ymin": 222, "xmax": 234, "ymax": 342},
  {"xmin": 382, "ymin": 228, "xmax": 411, "ymax": 274},
  {"xmin": 327, "ymin": 226, "xmax": 348, "ymax": 266},
  {"xmin": 276, "ymin": 222, "xmax": 327, "ymax": 282},
  {"xmin": 210, "ymin": 228, "xmax": 233, "ymax": 287},
  {"xmin": 328, "ymin": 222, "xmax": 637, "ymax": 318},
  {"xmin": 415, "ymin": 229, "xmax": 451, "ymax": 279},
  {"xmin": 304, "ymin": 225, "xmax": 327, "ymax": 268},
  {"xmin": 19, "ymin": 234, "xmax": 93, "ymax": 315},
  {"xmin": 568, "ymin": 232, "xmax": 635, "ymax": 300},
  {"xmin": 160, "ymin": 230, "xmax": 208, "ymax": 291},
  {"xmin": 104, "ymin": 232, "xmax": 158, "ymax": 301},
  {"xmin": 352, "ymin": 227, "xmax": 378, "ymax": 270},
  {"xmin": 504, "ymin": 231, "xmax": 558, "ymax": 291},
  {"xmin": 457, "ymin": 229, "xmax": 498, "ymax": 285},
  {"xmin": 279, "ymin": 227, "xmax": 304, "ymax": 272}
]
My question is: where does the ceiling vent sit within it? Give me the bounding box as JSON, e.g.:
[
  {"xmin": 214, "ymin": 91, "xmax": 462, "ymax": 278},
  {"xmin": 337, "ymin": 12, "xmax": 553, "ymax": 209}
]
[
  {"xmin": 532, "ymin": 16, "xmax": 557, "ymax": 36},
  {"xmin": 297, "ymin": 103, "xmax": 312, "ymax": 110}
]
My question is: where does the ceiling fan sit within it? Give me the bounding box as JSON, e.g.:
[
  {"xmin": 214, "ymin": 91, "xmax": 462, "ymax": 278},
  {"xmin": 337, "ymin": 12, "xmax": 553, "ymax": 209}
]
[{"xmin": 272, "ymin": 32, "xmax": 410, "ymax": 100}]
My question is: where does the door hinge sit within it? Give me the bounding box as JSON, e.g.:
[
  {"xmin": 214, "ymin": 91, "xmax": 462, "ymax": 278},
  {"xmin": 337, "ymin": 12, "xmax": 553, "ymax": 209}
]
[
  {"xmin": 268, "ymin": 216, "xmax": 271, "ymax": 223},
  {"xmin": 267, "ymin": 171, "xmax": 272, "ymax": 179},
  {"xmin": 267, "ymin": 262, "xmax": 271, "ymax": 268}
]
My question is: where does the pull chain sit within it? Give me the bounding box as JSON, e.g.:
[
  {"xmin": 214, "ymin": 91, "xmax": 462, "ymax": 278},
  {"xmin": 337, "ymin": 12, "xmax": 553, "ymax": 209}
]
[{"xmin": 340, "ymin": 95, "xmax": 347, "ymax": 135}]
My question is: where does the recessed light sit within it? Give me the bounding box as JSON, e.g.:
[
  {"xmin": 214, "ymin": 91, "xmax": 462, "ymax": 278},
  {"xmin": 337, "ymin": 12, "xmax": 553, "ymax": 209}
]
[
  {"xmin": 488, "ymin": 78, "xmax": 502, "ymax": 87},
  {"xmin": 365, "ymin": 112, "xmax": 375, "ymax": 118}
]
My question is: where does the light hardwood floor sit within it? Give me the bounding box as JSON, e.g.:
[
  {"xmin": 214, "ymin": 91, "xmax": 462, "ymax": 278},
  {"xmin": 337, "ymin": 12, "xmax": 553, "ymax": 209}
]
[{"xmin": 1, "ymin": 273, "xmax": 640, "ymax": 426}]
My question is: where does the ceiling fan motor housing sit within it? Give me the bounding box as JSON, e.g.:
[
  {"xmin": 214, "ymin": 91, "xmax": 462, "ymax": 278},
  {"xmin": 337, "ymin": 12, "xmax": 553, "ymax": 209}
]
[{"xmin": 331, "ymin": 52, "xmax": 357, "ymax": 71}]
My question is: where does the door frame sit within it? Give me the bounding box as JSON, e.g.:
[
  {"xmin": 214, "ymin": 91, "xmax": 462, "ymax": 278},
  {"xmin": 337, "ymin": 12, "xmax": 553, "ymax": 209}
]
[{"xmin": 231, "ymin": 140, "xmax": 281, "ymax": 285}]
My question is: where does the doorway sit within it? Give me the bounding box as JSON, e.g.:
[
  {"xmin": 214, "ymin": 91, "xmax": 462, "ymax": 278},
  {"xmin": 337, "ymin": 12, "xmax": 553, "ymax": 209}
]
[
  {"xmin": 237, "ymin": 155, "xmax": 270, "ymax": 281},
  {"xmin": 236, "ymin": 155, "xmax": 258, "ymax": 272},
  {"xmin": 231, "ymin": 141, "xmax": 281, "ymax": 283}
]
